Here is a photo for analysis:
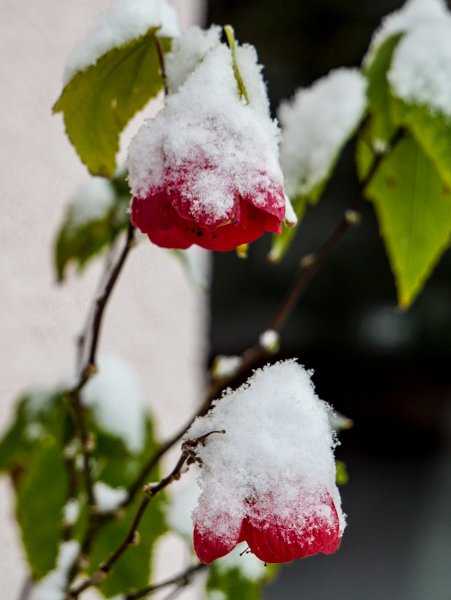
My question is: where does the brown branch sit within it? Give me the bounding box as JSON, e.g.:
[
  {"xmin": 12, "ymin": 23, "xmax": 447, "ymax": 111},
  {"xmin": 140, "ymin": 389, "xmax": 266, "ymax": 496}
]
[
  {"xmin": 17, "ymin": 577, "xmax": 33, "ymax": 600},
  {"xmin": 124, "ymin": 564, "xmax": 206, "ymax": 600},
  {"xmin": 66, "ymin": 223, "xmax": 136, "ymax": 509},
  {"xmin": 67, "ymin": 452, "xmax": 190, "ymax": 598}
]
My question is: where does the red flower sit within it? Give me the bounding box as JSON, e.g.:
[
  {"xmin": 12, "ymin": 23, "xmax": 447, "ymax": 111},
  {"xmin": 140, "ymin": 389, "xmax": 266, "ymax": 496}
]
[
  {"xmin": 131, "ymin": 160, "xmax": 285, "ymax": 252},
  {"xmin": 193, "ymin": 490, "xmax": 341, "ymax": 564}
]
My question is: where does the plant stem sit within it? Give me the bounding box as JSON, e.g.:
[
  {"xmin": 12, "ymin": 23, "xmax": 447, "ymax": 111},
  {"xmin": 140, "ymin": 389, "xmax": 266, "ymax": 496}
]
[
  {"xmin": 17, "ymin": 577, "xmax": 33, "ymax": 600},
  {"xmin": 124, "ymin": 564, "xmax": 206, "ymax": 600},
  {"xmin": 66, "ymin": 223, "xmax": 135, "ymax": 511},
  {"xmin": 67, "ymin": 452, "xmax": 190, "ymax": 598},
  {"xmin": 155, "ymin": 36, "xmax": 169, "ymax": 96}
]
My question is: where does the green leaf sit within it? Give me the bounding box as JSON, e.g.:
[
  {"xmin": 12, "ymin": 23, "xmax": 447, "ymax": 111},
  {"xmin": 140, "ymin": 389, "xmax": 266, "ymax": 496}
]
[
  {"xmin": 88, "ymin": 493, "xmax": 167, "ymax": 597},
  {"xmin": 365, "ymin": 33, "xmax": 402, "ymax": 146},
  {"xmin": 0, "ymin": 391, "xmax": 69, "ymax": 473},
  {"xmin": 367, "ymin": 136, "xmax": 451, "ymax": 308},
  {"xmin": 53, "ymin": 31, "xmax": 170, "ymax": 177},
  {"xmin": 54, "ymin": 174, "xmax": 130, "ymax": 282},
  {"xmin": 0, "ymin": 399, "xmax": 32, "ymax": 472},
  {"xmin": 391, "ymin": 96, "xmax": 451, "ymax": 189},
  {"xmin": 207, "ymin": 562, "xmax": 279, "ymax": 600},
  {"xmin": 16, "ymin": 439, "xmax": 68, "ymax": 579}
]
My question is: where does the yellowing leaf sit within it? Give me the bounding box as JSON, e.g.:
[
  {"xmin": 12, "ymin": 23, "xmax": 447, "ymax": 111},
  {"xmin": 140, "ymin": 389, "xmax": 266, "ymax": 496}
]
[
  {"xmin": 53, "ymin": 32, "xmax": 169, "ymax": 177},
  {"xmin": 367, "ymin": 136, "xmax": 451, "ymax": 308}
]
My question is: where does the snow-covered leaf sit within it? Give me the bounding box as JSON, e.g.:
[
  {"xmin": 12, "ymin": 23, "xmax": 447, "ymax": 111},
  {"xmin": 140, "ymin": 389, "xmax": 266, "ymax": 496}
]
[
  {"xmin": 367, "ymin": 136, "xmax": 451, "ymax": 307},
  {"xmin": 273, "ymin": 69, "xmax": 367, "ymax": 260},
  {"xmin": 54, "ymin": 174, "xmax": 130, "ymax": 282},
  {"xmin": 364, "ymin": 33, "xmax": 402, "ymax": 148},
  {"xmin": 387, "ymin": 18, "xmax": 451, "ymax": 187},
  {"xmin": 17, "ymin": 439, "xmax": 69, "ymax": 579},
  {"xmin": 53, "ymin": 31, "xmax": 170, "ymax": 177}
]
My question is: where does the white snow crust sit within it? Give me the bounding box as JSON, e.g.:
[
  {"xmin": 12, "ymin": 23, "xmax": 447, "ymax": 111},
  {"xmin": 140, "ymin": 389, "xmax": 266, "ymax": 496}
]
[
  {"xmin": 389, "ymin": 20, "xmax": 451, "ymax": 117},
  {"xmin": 366, "ymin": 0, "xmax": 449, "ymax": 64},
  {"xmin": 279, "ymin": 69, "xmax": 367, "ymax": 198},
  {"xmin": 64, "ymin": 0, "xmax": 179, "ymax": 84},
  {"xmin": 128, "ymin": 39, "xmax": 283, "ymax": 226},
  {"xmin": 68, "ymin": 178, "xmax": 115, "ymax": 227},
  {"xmin": 94, "ymin": 481, "xmax": 127, "ymax": 512},
  {"xmin": 166, "ymin": 26, "xmax": 221, "ymax": 93},
  {"xmin": 82, "ymin": 355, "xmax": 146, "ymax": 453},
  {"xmin": 187, "ymin": 360, "xmax": 345, "ymax": 543}
]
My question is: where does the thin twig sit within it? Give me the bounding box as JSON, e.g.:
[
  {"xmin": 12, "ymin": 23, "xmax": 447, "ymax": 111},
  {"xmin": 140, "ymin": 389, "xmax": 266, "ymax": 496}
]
[
  {"xmin": 124, "ymin": 564, "xmax": 205, "ymax": 600},
  {"xmin": 17, "ymin": 577, "xmax": 33, "ymax": 600},
  {"xmin": 68, "ymin": 453, "xmax": 190, "ymax": 598},
  {"xmin": 67, "ymin": 223, "xmax": 136, "ymax": 509},
  {"xmin": 155, "ymin": 36, "xmax": 169, "ymax": 96}
]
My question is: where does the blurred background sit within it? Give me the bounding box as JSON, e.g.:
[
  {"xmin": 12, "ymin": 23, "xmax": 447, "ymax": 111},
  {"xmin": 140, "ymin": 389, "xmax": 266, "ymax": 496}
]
[{"xmin": 208, "ymin": 1, "xmax": 451, "ymax": 599}]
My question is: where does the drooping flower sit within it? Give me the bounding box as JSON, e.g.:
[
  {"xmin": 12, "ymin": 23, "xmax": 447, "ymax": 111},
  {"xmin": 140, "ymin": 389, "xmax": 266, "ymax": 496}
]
[
  {"xmin": 186, "ymin": 360, "xmax": 345, "ymax": 564},
  {"xmin": 128, "ymin": 28, "xmax": 287, "ymax": 251}
]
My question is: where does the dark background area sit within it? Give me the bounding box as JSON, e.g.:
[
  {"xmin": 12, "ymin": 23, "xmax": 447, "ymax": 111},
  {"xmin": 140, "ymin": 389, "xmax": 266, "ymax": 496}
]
[{"xmin": 207, "ymin": 1, "xmax": 451, "ymax": 598}]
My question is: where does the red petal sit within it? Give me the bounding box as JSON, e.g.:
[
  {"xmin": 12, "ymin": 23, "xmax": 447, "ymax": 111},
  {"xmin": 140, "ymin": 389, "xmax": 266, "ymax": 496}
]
[
  {"xmin": 241, "ymin": 493, "xmax": 341, "ymax": 564},
  {"xmin": 193, "ymin": 517, "xmax": 242, "ymax": 564},
  {"xmin": 131, "ymin": 188, "xmax": 284, "ymax": 251},
  {"xmin": 131, "ymin": 160, "xmax": 285, "ymax": 251}
]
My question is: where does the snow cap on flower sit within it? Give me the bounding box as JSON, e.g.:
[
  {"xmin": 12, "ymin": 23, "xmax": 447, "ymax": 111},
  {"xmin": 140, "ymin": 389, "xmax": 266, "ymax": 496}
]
[
  {"xmin": 186, "ymin": 360, "xmax": 345, "ymax": 564},
  {"xmin": 128, "ymin": 30, "xmax": 286, "ymax": 252}
]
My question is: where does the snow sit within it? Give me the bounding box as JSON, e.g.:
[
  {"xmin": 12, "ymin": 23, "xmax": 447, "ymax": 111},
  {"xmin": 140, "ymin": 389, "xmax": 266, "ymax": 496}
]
[
  {"xmin": 284, "ymin": 194, "xmax": 298, "ymax": 226},
  {"xmin": 63, "ymin": 499, "xmax": 80, "ymax": 526},
  {"xmin": 68, "ymin": 178, "xmax": 115, "ymax": 227},
  {"xmin": 82, "ymin": 355, "xmax": 147, "ymax": 453},
  {"xmin": 212, "ymin": 355, "xmax": 242, "ymax": 379},
  {"xmin": 94, "ymin": 481, "xmax": 127, "ymax": 512},
  {"xmin": 187, "ymin": 360, "xmax": 345, "ymax": 543},
  {"xmin": 366, "ymin": 0, "xmax": 449, "ymax": 64},
  {"xmin": 389, "ymin": 21, "xmax": 451, "ymax": 117},
  {"xmin": 279, "ymin": 68, "xmax": 367, "ymax": 199},
  {"xmin": 208, "ymin": 592, "xmax": 226, "ymax": 600},
  {"xmin": 167, "ymin": 478, "xmax": 200, "ymax": 539},
  {"xmin": 63, "ymin": 0, "xmax": 180, "ymax": 84},
  {"xmin": 166, "ymin": 26, "xmax": 221, "ymax": 93},
  {"xmin": 128, "ymin": 42, "xmax": 283, "ymax": 226},
  {"xmin": 259, "ymin": 329, "xmax": 279, "ymax": 352},
  {"xmin": 30, "ymin": 542, "xmax": 79, "ymax": 600}
]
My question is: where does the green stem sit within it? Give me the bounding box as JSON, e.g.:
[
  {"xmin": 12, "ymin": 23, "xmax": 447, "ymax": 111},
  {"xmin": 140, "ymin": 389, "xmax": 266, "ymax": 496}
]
[{"xmin": 224, "ymin": 25, "xmax": 249, "ymax": 104}]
